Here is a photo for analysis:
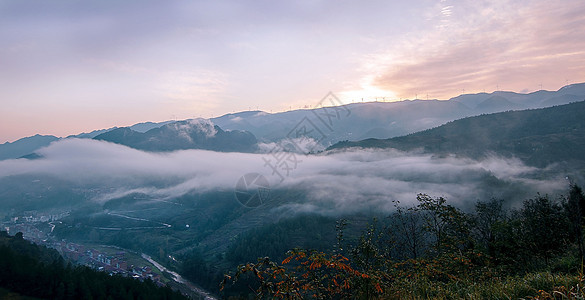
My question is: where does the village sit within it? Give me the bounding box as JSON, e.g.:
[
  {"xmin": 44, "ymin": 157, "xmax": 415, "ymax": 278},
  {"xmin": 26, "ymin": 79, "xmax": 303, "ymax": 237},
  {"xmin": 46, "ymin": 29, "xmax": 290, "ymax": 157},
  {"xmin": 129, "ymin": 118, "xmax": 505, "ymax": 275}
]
[{"xmin": 2, "ymin": 210, "xmax": 165, "ymax": 286}]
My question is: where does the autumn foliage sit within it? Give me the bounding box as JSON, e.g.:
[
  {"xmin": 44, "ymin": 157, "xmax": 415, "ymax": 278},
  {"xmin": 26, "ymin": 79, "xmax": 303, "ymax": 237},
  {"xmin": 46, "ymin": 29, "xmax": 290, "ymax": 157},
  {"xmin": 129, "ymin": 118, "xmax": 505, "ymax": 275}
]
[{"xmin": 222, "ymin": 186, "xmax": 585, "ymax": 299}]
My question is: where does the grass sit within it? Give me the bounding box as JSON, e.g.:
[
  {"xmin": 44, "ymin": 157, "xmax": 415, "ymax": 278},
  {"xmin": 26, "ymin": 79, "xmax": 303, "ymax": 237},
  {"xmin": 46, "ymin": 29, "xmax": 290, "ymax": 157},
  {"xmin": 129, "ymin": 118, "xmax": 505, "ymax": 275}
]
[{"xmin": 385, "ymin": 272, "xmax": 583, "ymax": 299}]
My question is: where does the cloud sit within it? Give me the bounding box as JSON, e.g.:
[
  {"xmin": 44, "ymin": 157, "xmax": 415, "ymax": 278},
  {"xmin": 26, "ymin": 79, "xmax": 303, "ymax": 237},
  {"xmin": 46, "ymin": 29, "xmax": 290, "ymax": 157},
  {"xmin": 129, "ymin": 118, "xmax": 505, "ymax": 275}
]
[
  {"xmin": 159, "ymin": 70, "xmax": 228, "ymax": 104},
  {"xmin": 169, "ymin": 119, "xmax": 218, "ymax": 141},
  {"xmin": 368, "ymin": 0, "xmax": 585, "ymax": 99},
  {"xmin": 275, "ymin": 149, "xmax": 567, "ymax": 214},
  {"xmin": 257, "ymin": 137, "xmax": 325, "ymax": 154},
  {"xmin": 0, "ymin": 139, "xmax": 569, "ymax": 215}
]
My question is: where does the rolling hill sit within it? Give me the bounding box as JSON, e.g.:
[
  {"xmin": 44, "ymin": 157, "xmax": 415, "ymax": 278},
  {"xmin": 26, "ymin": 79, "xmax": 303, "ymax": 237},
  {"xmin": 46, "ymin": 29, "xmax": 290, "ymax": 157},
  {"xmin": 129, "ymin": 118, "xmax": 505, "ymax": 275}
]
[
  {"xmin": 328, "ymin": 101, "xmax": 585, "ymax": 167},
  {"xmin": 94, "ymin": 119, "xmax": 258, "ymax": 153}
]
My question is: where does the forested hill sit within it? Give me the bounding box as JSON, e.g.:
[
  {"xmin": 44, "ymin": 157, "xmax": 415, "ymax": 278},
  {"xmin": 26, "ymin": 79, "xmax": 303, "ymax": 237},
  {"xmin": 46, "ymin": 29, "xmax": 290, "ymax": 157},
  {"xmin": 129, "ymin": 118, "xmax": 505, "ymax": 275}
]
[
  {"xmin": 328, "ymin": 100, "xmax": 585, "ymax": 167},
  {"xmin": 94, "ymin": 119, "xmax": 258, "ymax": 153},
  {"xmin": 0, "ymin": 231, "xmax": 187, "ymax": 300}
]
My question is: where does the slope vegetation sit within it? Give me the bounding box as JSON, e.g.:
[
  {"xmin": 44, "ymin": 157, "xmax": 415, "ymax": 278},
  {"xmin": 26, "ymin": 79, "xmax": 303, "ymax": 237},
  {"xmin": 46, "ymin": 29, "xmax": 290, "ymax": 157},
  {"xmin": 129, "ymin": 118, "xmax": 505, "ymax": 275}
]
[{"xmin": 329, "ymin": 101, "xmax": 585, "ymax": 167}]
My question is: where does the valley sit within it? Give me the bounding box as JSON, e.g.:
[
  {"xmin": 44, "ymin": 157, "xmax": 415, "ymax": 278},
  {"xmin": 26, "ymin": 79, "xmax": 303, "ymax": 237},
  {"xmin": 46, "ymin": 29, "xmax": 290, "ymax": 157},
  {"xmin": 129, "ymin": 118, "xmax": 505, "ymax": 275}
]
[{"xmin": 1, "ymin": 91, "xmax": 585, "ymax": 298}]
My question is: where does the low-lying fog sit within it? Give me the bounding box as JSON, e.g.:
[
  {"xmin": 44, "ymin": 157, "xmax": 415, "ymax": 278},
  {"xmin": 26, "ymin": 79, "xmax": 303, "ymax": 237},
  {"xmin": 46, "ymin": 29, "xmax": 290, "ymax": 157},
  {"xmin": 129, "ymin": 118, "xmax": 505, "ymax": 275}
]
[{"xmin": 0, "ymin": 138, "xmax": 570, "ymax": 215}]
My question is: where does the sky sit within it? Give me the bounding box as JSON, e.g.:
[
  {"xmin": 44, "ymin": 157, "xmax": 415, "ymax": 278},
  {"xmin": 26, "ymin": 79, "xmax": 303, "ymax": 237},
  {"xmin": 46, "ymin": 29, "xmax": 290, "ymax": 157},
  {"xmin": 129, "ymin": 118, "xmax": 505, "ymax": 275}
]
[{"xmin": 1, "ymin": 0, "xmax": 584, "ymax": 143}]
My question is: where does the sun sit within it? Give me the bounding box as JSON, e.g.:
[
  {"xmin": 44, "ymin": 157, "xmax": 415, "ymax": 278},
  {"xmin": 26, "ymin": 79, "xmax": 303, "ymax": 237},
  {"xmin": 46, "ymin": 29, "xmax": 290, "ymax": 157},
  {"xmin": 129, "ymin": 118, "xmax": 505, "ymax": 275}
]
[{"xmin": 339, "ymin": 84, "xmax": 398, "ymax": 104}]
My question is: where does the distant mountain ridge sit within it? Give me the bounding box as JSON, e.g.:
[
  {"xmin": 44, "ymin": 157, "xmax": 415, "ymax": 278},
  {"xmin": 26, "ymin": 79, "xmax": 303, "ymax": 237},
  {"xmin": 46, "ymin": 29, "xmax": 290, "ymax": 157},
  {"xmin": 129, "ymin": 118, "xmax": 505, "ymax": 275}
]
[
  {"xmin": 71, "ymin": 120, "xmax": 176, "ymax": 139},
  {"xmin": 2, "ymin": 82, "xmax": 584, "ymax": 160},
  {"xmin": 210, "ymin": 82, "xmax": 585, "ymax": 144},
  {"xmin": 0, "ymin": 134, "xmax": 59, "ymax": 160},
  {"xmin": 328, "ymin": 100, "xmax": 585, "ymax": 167},
  {"xmin": 449, "ymin": 83, "xmax": 585, "ymax": 110},
  {"xmin": 94, "ymin": 119, "xmax": 258, "ymax": 153},
  {"xmin": 0, "ymin": 121, "xmax": 179, "ymax": 160}
]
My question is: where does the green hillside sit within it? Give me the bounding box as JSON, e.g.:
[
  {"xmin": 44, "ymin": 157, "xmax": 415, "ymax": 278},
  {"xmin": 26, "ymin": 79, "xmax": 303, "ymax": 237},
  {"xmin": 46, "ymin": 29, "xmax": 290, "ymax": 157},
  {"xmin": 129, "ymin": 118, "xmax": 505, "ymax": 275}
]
[{"xmin": 329, "ymin": 101, "xmax": 585, "ymax": 167}]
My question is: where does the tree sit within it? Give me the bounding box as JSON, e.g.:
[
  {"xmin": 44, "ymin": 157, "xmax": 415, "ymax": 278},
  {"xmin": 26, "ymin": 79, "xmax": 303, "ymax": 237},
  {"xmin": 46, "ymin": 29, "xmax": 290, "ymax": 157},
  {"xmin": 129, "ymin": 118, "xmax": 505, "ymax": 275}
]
[
  {"xmin": 566, "ymin": 184, "xmax": 585, "ymax": 261},
  {"xmin": 388, "ymin": 202, "xmax": 425, "ymax": 259},
  {"xmin": 473, "ymin": 198, "xmax": 506, "ymax": 256},
  {"xmin": 416, "ymin": 194, "xmax": 471, "ymax": 256},
  {"xmin": 221, "ymin": 250, "xmax": 383, "ymax": 299},
  {"xmin": 520, "ymin": 195, "xmax": 571, "ymax": 266}
]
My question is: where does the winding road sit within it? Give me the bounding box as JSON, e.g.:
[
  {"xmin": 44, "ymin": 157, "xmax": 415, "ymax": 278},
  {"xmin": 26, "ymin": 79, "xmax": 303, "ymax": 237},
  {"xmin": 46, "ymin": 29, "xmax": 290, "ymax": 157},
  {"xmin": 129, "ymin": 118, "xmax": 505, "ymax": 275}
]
[{"xmin": 142, "ymin": 254, "xmax": 216, "ymax": 300}]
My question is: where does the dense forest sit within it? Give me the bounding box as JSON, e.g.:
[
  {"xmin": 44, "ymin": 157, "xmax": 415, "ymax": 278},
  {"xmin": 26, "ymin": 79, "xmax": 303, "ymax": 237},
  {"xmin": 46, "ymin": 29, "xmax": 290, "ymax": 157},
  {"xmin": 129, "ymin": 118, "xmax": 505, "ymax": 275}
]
[
  {"xmin": 181, "ymin": 215, "xmax": 342, "ymax": 291},
  {"xmin": 0, "ymin": 231, "xmax": 187, "ymax": 300},
  {"xmin": 217, "ymin": 185, "xmax": 585, "ymax": 299}
]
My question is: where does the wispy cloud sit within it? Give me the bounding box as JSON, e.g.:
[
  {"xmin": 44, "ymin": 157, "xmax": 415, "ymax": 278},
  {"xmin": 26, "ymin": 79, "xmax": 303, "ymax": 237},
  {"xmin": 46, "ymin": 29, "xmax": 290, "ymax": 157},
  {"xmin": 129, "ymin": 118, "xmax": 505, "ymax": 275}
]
[
  {"xmin": 158, "ymin": 70, "xmax": 229, "ymax": 116},
  {"xmin": 369, "ymin": 0, "xmax": 585, "ymax": 99},
  {"xmin": 85, "ymin": 58, "xmax": 229, "ymax": 115},
  {"xmin": 0, "ymin": 139, "xmax": 569, "ymax": 215},
  {"xmin": 1, "ymin": 0, "xmax": 583, "ymax": 142}
]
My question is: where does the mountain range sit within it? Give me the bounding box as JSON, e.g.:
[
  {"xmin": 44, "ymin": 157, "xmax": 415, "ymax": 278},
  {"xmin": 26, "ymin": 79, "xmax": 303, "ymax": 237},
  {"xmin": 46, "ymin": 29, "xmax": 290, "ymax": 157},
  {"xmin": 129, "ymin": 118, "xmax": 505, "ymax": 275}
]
[
  {"xmin": 329, "ymin": 100, "xmax": 585, "ymax": 168},
  {"xmin": 0, "ymin": 134, "xmax": 59, "ymax": 161},
  {"xmin": 211, "ymin": 83, "xmax": 585, "ymax": 145},
  {"xmin": 93, "ymin": 119, "xmax": 257, "ymax": 153},
  {"xmin": 1, "ymin": 82, "xmax": 584, "ymax": 160},
  {"xmin": 3, "ymin": 83, "xmax": 585, "ymax": 298}
]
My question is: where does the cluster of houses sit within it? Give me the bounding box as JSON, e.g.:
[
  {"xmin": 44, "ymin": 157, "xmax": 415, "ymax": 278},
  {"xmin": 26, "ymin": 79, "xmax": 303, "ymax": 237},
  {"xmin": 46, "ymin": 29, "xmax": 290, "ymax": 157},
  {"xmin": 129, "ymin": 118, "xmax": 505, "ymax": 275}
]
[
  {"xmin": 3, "ymin": 213, "xmax": 164, "ymax": 286},
  {"xmin": 59, "ymin": 241, "xmax": 162, "ymax": 284},
  {"xmin": 5, "ymin": 222, "xmax": 48, "ymax": 244},
  {"xmin": 8, "ymin": 210, "xmax": 70, "ymax": 223}
]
